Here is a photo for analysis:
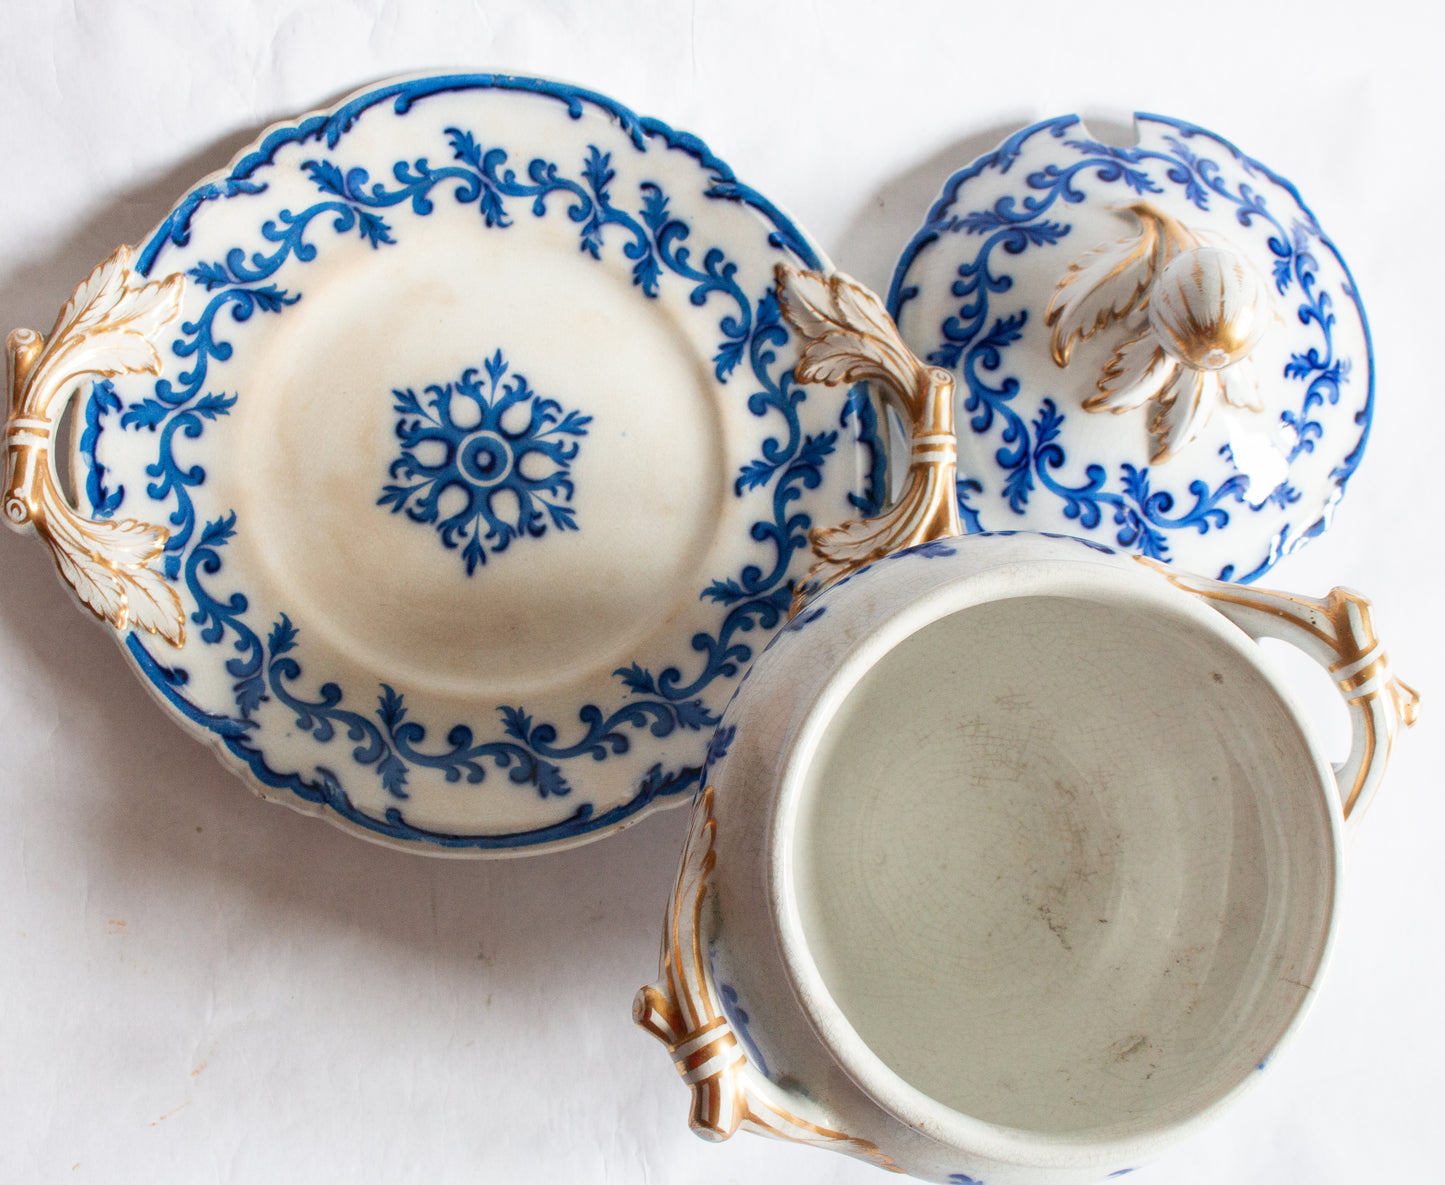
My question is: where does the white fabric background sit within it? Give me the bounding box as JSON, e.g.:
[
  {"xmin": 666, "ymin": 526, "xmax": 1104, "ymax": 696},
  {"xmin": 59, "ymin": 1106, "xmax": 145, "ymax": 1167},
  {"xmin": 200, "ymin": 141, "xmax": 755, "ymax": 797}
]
[{"xmin": 1, "ymin": 3, "xmax": 1439, "ymax": 1182}]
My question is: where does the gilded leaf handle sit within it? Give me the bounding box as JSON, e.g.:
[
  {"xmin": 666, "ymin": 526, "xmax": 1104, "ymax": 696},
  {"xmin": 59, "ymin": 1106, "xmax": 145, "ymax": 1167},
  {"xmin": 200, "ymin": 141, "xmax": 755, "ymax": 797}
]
[
  {"xmin": 774, "ymin": 265, "xmax": 960, "ymax": 615},
  {"xmin": 634, "ymin": 785, "xmax": 900, "ymax": 1170},
  {"xmin": 5, "ymin": 246, "xmax": 187, "ymax": 646},
  {"xmin": 1147, "ymin": 561, "xmax": 1419, "ymax": 823}
]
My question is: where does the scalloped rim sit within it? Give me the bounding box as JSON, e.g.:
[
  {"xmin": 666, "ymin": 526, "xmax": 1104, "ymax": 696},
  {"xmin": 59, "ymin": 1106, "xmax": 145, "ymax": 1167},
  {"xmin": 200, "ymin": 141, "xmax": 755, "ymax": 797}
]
[
  {"xmin": 886, "ymin": 111, "xmax": 1375, "ymax": 585},
  {"xmin": 82, "ymin": 69, "xmax": 875, "ymax": 857}
]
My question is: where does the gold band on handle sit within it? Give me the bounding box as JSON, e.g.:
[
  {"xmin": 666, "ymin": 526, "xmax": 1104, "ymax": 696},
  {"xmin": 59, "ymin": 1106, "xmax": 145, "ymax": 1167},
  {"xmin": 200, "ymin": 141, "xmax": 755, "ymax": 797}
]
[
  {"xmin": 633, "ymin": 784, "xmax": 901, "ymax": 1168},
  {"xmin": 1143, "ymin": 559, "xmax": 1419, "ymax": 822},
  {"xmin": 774, "ymin": 265, "xmax": 962, "ymax": 616},
  {"xmin": 5, "ymin": 246, "xmax": 187, "ymax": 646}
]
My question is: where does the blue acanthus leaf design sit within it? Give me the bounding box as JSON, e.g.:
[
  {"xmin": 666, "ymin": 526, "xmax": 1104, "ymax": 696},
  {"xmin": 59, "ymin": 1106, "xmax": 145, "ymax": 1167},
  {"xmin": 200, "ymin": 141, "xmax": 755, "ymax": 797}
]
[
  {"xmin": 378, "ymin": 352, "xmax": 590, "ymax": 574},
  {"xmin": 615, "ymin": 663, "xmax": 658, "ymax": 696},
  {"xmin": 107, "ymin": 273, "xmax": 304, "ymax": 578},
  {"xmin": 267, "ymin": 613, "xmax": 299, "ymax": 656},
  {"xmin": 191, "ymin": 391, "xmax": 238, "ymax": 420},
  {"xmin": 1273, "ymin": 254, "xmax": 1294, "ymax": 293},
  {"xmin": 671, "ymin": 699, "xmax": 715, "ymax": 731},
  {"xmin": 635, "ymin": 184, "xmax": 671, "ymax": 295},
  {"xmin": 81, "ymin": 379, "xmax": 126, "ymax": 519},
  {"xmin": 1264, "ymin": 482, "xmax": 1301, "ymax": 509},
  {"xmin": 184, "ymin": 513, "xmax": 266, "ymax": 718},
  {"xmin": 1157, "ymin": 135, "xmax": 1210, "ymax": 208},
  {"xmin": 255, "ymin": 618, "xmax": 586, "ymax": 802},
  {"xmin": 580, "ymin": 146, "xmax": 616, "ymax": 257},
  {"xmin": 497, "ymin": 705, "xmax": 534, "ymax": 744},
  {"xmin": 733, "ymin": 455, "xmax": 779, "ymax": 495},
  {"xmin": 376, "ymin": 752, "xmax": 410, "ymax": 799},
  {"xmin": 377, "ymin": 684, "xmax": 407, "ymax": 730},
  {"xmin": 1027, "ymin": 399, "xmax": 1248, "ymax": 560},
  {"xmin": 118, "ymin": 398, "xmax": 172, "ymax": 431},
  {"xmin": 301, "ymin": 158, "xmax": 349, "ymax": 198},
  {"xmin": 889, "ymin": 117, "xmax": 1360, "ymax": 577},
  {"xmin": 111, "ymin": 75, "xmax": 880, "ymax": 850},
  {"xmin": 701, "ymin": 574, "xmax": 762, "ymax": 605},
  {"xmin": 327, "ymin": 128, "xmax": 683, "ymax": 312},
  {"xmin": 839, "ymin": 381, "xmax": 886, "ymax": 516},
  {"xmin": 956, "ymin": 476, "xmax": 984, "ymax": 534},
  {"xmin": 188, "ymin": 261, "xmax": 236, "ymax": 292}
]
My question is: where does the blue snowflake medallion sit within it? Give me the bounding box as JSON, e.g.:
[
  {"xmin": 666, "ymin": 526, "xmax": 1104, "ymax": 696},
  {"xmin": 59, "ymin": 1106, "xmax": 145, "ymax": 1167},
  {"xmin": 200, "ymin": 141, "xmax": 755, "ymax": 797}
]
[{"xmin": 378, "ymin": 350, "xmax": 591, "ymax": 573}]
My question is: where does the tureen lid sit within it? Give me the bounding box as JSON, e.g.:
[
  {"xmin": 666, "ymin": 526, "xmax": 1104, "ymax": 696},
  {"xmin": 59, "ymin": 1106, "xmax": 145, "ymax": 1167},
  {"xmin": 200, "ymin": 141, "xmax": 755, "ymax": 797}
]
[{"xmin": 888, "ymin": 113, "xmax": 1373, "ymax": 582}]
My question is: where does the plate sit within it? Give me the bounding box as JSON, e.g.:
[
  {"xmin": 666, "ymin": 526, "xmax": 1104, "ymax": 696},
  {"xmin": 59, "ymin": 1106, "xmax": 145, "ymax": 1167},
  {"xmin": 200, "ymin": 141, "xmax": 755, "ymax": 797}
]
[
  {"xmin": 16, "ymin": 73, "xmax": 883, "ymax": 854},
  {"xmin": 888, "ymin": 114, "xmax": 1372, "ymax": 581}
]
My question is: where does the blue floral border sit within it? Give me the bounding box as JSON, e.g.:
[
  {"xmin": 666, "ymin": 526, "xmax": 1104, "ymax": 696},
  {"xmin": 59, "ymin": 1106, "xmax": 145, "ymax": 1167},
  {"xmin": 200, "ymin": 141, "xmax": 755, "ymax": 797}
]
[
  {"xmin": 85, "ymin": 74, "xmax": 879, "ymax": 851},
  {"xmin": 887, "ymin": 113, "xmax": 1374, "ymax": 583}
]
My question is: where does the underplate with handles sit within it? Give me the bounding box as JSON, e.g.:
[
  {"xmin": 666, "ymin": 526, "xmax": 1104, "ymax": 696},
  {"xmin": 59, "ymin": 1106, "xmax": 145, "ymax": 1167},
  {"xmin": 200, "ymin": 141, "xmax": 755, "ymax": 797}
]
[
  {"xmin": 888, "ymin": 113, "xmax": 1372, "ymax": 583},
  {"xmin": 635, "ymin": 267, "xmax": 1417, "ymax": 1183},
  {"xmin": 2, "ymin": 72, "xmax": 896, "ymax": 856}
]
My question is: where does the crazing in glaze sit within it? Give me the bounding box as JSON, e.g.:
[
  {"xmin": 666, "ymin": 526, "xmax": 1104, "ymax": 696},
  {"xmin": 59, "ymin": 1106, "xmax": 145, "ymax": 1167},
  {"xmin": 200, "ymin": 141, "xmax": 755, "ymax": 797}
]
[
  {"xmin": 640, "ymin": 533, "xmax": 1413, "ymax": 1182},
  {"xmin": 634, "ymin": 784, "xmax": 901, "ymax": 1170}
]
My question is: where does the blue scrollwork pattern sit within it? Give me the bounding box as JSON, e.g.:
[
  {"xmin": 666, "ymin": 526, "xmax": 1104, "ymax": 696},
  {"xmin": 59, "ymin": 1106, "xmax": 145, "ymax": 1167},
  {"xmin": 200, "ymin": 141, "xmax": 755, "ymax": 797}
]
[
  {"xmin": 96, "ymin": 75, "xmax": 868, "ymax": 851},
  {"xmin": 889, "ymin": 115, "xmax": 1372, "ymax": 581}
]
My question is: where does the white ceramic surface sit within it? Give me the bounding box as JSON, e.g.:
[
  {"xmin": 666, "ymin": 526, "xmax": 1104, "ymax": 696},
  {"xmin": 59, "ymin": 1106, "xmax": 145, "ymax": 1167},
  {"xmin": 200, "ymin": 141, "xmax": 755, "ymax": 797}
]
[
  {"xmin": 2, "ymin": 73, "xmax": 886, "ymax": 855},
  {"xmin": 4, "ymin": 7, "xmax": 1441, "ymax": 1185},
  {"xmin": 638, "ymin": 531, "xmax": 1414, "ymax": 1183},
  {"xmin": 888, "ymin": 115, "xmax": 1373, "ymax": 584}
]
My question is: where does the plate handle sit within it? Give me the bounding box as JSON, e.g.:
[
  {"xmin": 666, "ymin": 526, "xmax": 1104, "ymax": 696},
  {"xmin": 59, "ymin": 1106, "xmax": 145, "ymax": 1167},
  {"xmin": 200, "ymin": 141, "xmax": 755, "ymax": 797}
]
[
  {"xmin": 5, "ymin": 245, "xmax": 187, "ymax": 646},
  {"xmin": 634, "ymin": 784, "xmax": 901, "ymax": 1171},
  {"xmin": 774, "ymin": 265, "xmax": 960, "ymax": 615},
  {"xmin": 1143, "ymin": 560, "xmax": 1420, "ymax": 824}
]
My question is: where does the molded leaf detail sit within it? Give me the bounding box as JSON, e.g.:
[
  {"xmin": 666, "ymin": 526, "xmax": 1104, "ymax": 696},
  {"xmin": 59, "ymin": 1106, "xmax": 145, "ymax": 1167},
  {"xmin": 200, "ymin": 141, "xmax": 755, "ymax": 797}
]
[
  {"xmin": 1087, "ymin": 317, "xmax": 1175, "ymax": 414},
  {"xmin": 5, "ymin": 244, "xmax": 187, "ymax": 645},
  {"xmin": 1218, "ymin": 357, "xmax": 1261, "ymax": 412},
  {"xmin": 1149, "ymin": 367, "xmax": 1222, "ymax": 463},
  {"xmin": 1045, "ymin": 203, "xmax": 1201, "ymax": 366},
  {"xmin": 37, "ymin": 246, "xmax": 184, "ymax": 405},
  {"xmin": 775, "ymin": 265, "xmax": 918, "ymax": 394},
  {"xmin": 36, "ymin": 481, "xmax": 182, "ymax": 642},
  {"xmin": 774, "ymin": 265, "xmax": 961, "ymax": 611}
]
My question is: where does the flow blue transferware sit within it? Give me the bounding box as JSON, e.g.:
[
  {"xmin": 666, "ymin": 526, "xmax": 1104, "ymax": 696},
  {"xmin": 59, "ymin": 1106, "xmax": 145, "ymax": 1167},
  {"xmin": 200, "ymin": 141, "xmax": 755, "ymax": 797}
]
[
  {"xmin": 49, "ymin": 73, "xmax": 883, "ymax": 854},
  {"xmin": 889, "ymin": 114, "xmax": 1372, "ymax": 582}
]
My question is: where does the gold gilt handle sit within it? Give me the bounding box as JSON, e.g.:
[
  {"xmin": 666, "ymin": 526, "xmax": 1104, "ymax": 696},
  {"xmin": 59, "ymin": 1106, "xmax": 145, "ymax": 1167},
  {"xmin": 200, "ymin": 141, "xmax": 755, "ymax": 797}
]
[
  {"xmin": 774, "ymin": 265, "xmax": 961, "ymax": 616},
  {"xmin": 5, "ymin": 246, "xmax": 187, "ymax": 647},
  {"xmin": 633, "ymin": 785, "xmax": 900, "ymax": 1171},
  {"xmin": 1145, "ymin": 561, "xmax": 1420, "ymax": 824}
]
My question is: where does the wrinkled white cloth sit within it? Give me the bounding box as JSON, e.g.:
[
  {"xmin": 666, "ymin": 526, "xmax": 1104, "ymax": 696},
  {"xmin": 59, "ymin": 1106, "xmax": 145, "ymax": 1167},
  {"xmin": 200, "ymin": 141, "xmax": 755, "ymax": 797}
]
[{"xmin": 0, "ymin": 3, "xmax": 1437, "ymax": 1183}]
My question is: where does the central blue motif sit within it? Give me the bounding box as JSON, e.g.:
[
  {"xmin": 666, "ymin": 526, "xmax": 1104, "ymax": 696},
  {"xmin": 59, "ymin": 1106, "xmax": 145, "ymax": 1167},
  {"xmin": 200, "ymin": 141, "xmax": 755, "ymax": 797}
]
[
  {"xmin": 378, "ymin": 350, "xmax": 591, "ymax": 573},
  {"xmin": 93, "ymin": 74, "xmax": 884, "ymax": 853}
]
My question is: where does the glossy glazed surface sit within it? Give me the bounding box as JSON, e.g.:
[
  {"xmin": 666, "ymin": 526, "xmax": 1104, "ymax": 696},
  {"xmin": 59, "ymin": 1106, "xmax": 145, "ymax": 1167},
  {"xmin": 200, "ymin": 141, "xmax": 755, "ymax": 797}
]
[
  {"xmin": 793, "ymin": 593, "xmax": 1334, "ymax": 1135},
  {"xmin": 56, "ymin": 74, "xmax": 881, "ymax": 853},
  {"xmin": 890, "ymin": 115, "xmax": 1372, "ymax": 583},
  {"xmin": 3, "ymin": 9, "xmax": 1438, "ymax": 1184},
  {"xmin": 654, "ymin": 533, "xmax": 1362, "ymax": 1182}
]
